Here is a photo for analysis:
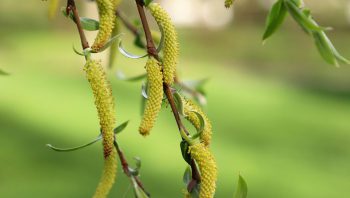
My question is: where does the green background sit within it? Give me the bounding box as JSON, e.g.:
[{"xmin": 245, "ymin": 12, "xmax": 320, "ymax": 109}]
[{"xmin": 1, "ymin": 1, "xmax": 350, "ymax": 197}]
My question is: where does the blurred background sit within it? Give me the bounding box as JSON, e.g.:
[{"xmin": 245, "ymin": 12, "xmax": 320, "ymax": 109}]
[{"xmin": 1, "ymin": 0, "xmax": 350, "ymax": 197}]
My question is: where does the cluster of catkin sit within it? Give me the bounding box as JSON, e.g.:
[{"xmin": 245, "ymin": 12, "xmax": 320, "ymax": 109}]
[{"xmin": 139, "ymin": 3, "xmax": 217, "ymax": 198}]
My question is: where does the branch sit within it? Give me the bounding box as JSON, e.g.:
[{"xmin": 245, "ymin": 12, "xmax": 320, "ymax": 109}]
[
  {"xmin": 66, "ymin": 0, "xmax": 149, "ymax": 194},
  {"xmin": 134, "ymin": 0, "xmax": 201, "ymax": 185}
]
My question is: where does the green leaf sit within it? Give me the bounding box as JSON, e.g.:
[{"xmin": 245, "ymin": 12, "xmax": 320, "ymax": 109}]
[
  {"xmin": 133, "ymin": 33, "xmax": 146, "ymax": 49},
  {"xmin": 128, "ymin": 157, "xmax": 142, "ymax": 176},
  {"xmin": 116, "ymin": 71, "xmax": 147, "ymax": 82},
  {"xmin": 144, "ymin": 0, "xmax": 154, "ymax": 7},
  {"xmin": 113, "ymin": 120, "xmax": 129, "ymax": 134},
  {"xmin": 93, "ymin": 34, "xmax": 123, "ymax": 53},
  {"xmin": 119, "ymin": 39, "xmax": 148, "ymax": 59},
  {"xmin": 312, "ymin": 31, "xmax": 338, "ymax": 66},
  {"xmin": 61, "ymin": 8, "xmax": 99, "ymax": 31},
  {"xmin": 234, "ymin": 174, "xmax": 248, "ymax": 198},
  {"xmin": 190, "ymin": 111, "xmax": 205, "ymax": 140},
  {"xmin": 46, "ymin": 135, "xmax": 102, "ymax": 152},
  {"xmin": 173, "ymin": 92, "xmax": 185, "ymax": 116},
  {"xmin": 262, "ymin": 0, "xmax": 287, "ymax": 41},
  {"xmin": 0, "ymin": 69, "xmax": 9, "ymax": 75},
  {"xmin": 180, "ymin": 140, "xmax": 192, "ymax": 165},
  {"xmin": 131, "ymin": 177, "xmax": 149, "ymax": 198},
  {"xmin": 284, "ymin": 0, "xmax": 324, "ymax": 32},
  {"xmin": 79, "ymin": 17, "xmax": 99, "ymax": 31},
  {"xmin": 290, "ymin": 0, "xmax": 303, "ymax": 7},
  {"xmin": 183, "ymin": 166, "xmax": 192, "ymax": 184}
]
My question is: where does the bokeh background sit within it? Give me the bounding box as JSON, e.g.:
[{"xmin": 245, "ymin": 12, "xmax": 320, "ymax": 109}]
[{"xmin": 1, "ymin": 0, "xmax": 350, "ymax": 197}]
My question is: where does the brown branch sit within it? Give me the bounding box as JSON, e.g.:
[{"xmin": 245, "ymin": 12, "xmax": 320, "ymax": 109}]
[
  {"xmin": 66, "ymin": 0, "xmax": 149, "ymax": 194},
  {"xmin": 134, "ymin": 0, "xmax": 201, "ymax": 186}
]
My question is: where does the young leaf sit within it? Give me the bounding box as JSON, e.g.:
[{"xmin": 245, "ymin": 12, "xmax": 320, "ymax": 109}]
[
  {"xmin": 131, "ymin": 177, "xmax": 149, "ymax": 198},
  {"xmin": 183, "ymin": 166, "xmax": 192, "ymax": 184},
  {"xmin": 92, "ymin": 34, "xmax": 123, "ymax": 53},
  {"xmin": 312, "ymin": 31, "xmax": 338, "ymax": 66},
  {"xmin": 173, "ymin": 92, "xmax": 185, "ymax": 116},
  {"xmin": 118, "ymin": 39, "xmax": 148, "ymax": 59},
  {"xmin": 234, "ymin": 174, "xmax": 248, "ymax": 198},
  {"xmin": 144, "ymin": 0, "xmax": 154, "ymax": 7},
  {"xmin": 180, "ymin": 140, "xmax": 192, "ymax": 165},
  {"xmin": 113, "ymin": 120, "xmax": 129, "ymax": 134},
  {"xmin": 262, "ymin": 0, "xmax": 287, "ymax": 41},
  {"xmin": 61, "ymin": 8, "xmax": 100, "ymax": 31},
  {"xmin": 284, "ymin": 0, "xmax": 324, "ymax": 32},
  {"xmin": 189, "ymin": 111, "xmax": 205, "ymax": 140},
  {"xmin": 46, "ymin": 135, "xmax": 102, "ymax": 152}
]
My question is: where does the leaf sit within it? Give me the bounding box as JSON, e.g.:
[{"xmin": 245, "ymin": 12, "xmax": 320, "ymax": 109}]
[
  {"xmin": 173, "ymin": 92, "xmax": 185, "ymax": 116},
  {"xmin": 234, "ymin": 174, "xmax": 248, "ymax": 198},
  {"xmin": 61, "ymin": 8, "xmax": 100, "ymax": 31},
  {"xmin": 144, "ymin": 0, "xmax": 154, "ymax": 7},
  {"xmin": 93, "ymin": 34, "xmax": 123, "ymax": 53},
  {"xmin": 134, "ymin": 33, "xmax": 146, "ymax": 49},
  {"xmin": 190, "ymin": 111, "xmax": 205, "ymax": 140},
  {"xmin": 72, "ymin": 45, "xmax": 85, "ymax": 56},
  {"xmin": 46, "ymin": 135, "xmax": 102, "ymax": 152},
  {"xmin": 183, "ymin": 166, "xmax": 192, "ymax": 184},
  {"xmin": 116, "ymin": 70, "xmax": 147, "ymax": 82},
  {"xmin": 118, "ymin": 39, "xmax": 148, "ymax": 59},
  {"xmin": 128, "ymin": 157, "xmax": 142, "ymax": 176},
  {"xmin": 180, "ymin": 140, "xmax": 192, "ymax": 165},
  {"xmin": 141, "ymin": 83, "xmax": 149, "ymax": 99},
  {"xmin": 284, "ymin": 0, "xmax": 324, "ymax": 32},
  {"xmin": 262, "ymin": 0, "xmax": 287, "ymax": 41},
  {"xmin": 312, "ymin": 31, "xmax": 338, "ymax": 66},
  {"xmin": 79, "ymin": 17, "xmax": 100, "ymax": 31},
  {"xmin": 131, "ymin": 177, "xmax": 149, "ymax": 198},
  {"xmin": 140, "ymin": 93, "xmax": 147, "ymax": 116},
  {"xmin": 0, "ymin": 69, "xmax": 9, "ymax": 76},
  {"xmin": 113, "ymin": 120, "xmax": 129, "ymax": 134}
]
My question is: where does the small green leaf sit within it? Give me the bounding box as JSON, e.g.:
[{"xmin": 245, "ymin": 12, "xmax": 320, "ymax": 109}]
[
  {"xmin": 46, "ymin": 135, "xmax": 102, "ymax": 152},
  {"xmin": 180, "ymin": 140, "xmax": 192, "ymax": 165},
  {"xmin": 80, "ymin": 17, "xmax": 99, "ymax": 31},
  {"xmin": 113, "ymin": 120, "xmax": 129, "ymax": 134},
  {"xmin": 234, "ymin": 174, "xmax": 248, "ymax": 198},
  {"xmin": 140, "ymin": 92, "xmax": 147, "ymax": 116},
  {"xmin": 93, "ymin": 34, "xmax": 123, "ymax": 53},
  {"xmin": 61, "ymin": 8, "xmax": 100, "ymax": 31},
  {"xmin": 312, "ymin": 31, "xmax": 338, "ymax": 66},
  {"xmin": 284, "ymin": 0, "xmax": 324, "ymax": 32},
  {"xmin": 144, "ymin": 0, "xmax": 154, "ymax": 7},
  {"xmin": 0, "ymin": 69, "xmax": 9, "ymax": 75},
  {"xmin": 128, "ymin": 157, "xmax": 142, "ymax": 176},
  {"xmin": 72, "ymin": 45, "xmax": 85, "ymax": 56},
  {"xmin": 119, "ymin": 39, "xmax": 148, "ymax": 59},
  {"xmin": 141, "ymin": 83, "xmax": 149, "ymax": 99},
  {"xmin": 262, "ymin": 0, "xmax": 287, "ymax": 41},
  {"xmin": 116, "ymin": 70, "xmax": 147, "ymax": 82},
  {"xmin": 183, "ymin": 166, "xmax": 192, "ymax": 184},
  {"xmin": 290, "ymin": 0, "xmax": 303, "ymax": 7},
  {"xmin": 131, "ymin": 177, "xmax": 149, "ymax": 198},
  {"xmin": 173, "ymin": 92, "xmax": 185, "ymax": 116},
  {"xmin": 190, "ymin": 111, "xmax": 205, "ymax": 140}
]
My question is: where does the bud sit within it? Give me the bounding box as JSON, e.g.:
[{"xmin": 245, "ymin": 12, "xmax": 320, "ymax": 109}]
[
  {"xmin": 189, "ymin": 143, "xmax": 217, "ymax": 198},
  {"xmin": 92, "ymin": 0, "xmax": 116, "ymax": 51},
  {"xmin": 147, "ymin": 3, "xmax": 179, "ymax": 85},
  {"xmin": 184, "ymin": 98, "xmax": 212, "ymax": 147},
  {"xmin": 139, "ymin": 57, "xmax": 164, "ymax": 136},
  {"xmin": 84, "ymin": 59, "xmax": 117, "ymax": 198}
]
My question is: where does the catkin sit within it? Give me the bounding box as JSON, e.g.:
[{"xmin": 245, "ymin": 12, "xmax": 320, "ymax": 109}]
[
  {"xmin": 225, "ymin": 0, "xmax": 234, "ymax": 8},
  {"xmin": 92, "ymin": 0, "xmax": 116, "ymax": 51},
  {"xmin": 139, "ymin": 57, "xmax": 163, "ymax": 136},
  {"xmin": 189, "ymin": 143, "xmax": 217, "ymax": 198},
  {"xmin": 84, "ymin": 59, "xmax": 117, "ymax": 198},
  {"xmin": 184, "ymin": 98, "xmax": 212, "ymax": 147},
  {"xmin": 147, "ymin": 3, "xmax": 179, "ymax": 85}
]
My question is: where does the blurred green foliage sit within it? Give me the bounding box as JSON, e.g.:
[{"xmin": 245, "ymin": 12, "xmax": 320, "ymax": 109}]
[{"xmin": 1, "ymin": 1, "xmax": 350, "ymax": 198}]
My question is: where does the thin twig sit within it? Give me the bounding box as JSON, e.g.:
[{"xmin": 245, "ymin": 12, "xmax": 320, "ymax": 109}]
[{"xmin": 134, "ymin": 0, "xmax": 201, "ymax": 185}]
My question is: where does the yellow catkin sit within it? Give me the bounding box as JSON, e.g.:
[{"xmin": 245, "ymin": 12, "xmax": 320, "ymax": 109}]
[
  {"xmin": 84, "ymin": 59, "xmax": 117, "ymax": 198},
  {"xmin": 92, "ymin": 149, "xmax": 117, "ymax": 198},
  {"xmin": 184, "ymin": 98, "xmax": 212, "ymax": 147},
  {"xmin": 147, "ymin": 3, "xmax": 179, "ymax": 85},
  {"xmin": 139, "ymin": 57, "xmax": 163, "ymax": 136},
  {"xmin": 189, "ymin": 143, "xmax": 217, "ymax": 198},
  {"xmin": 48, "ymin": 0, "xmax": 59, "ymax": 19},
  {"xmin": 225, "ymin": 0, "xmax": 234, "ymax": 8},
  {"xmin": 92, "ymin": 0, "xmax": 116, "ymax": 52}
]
